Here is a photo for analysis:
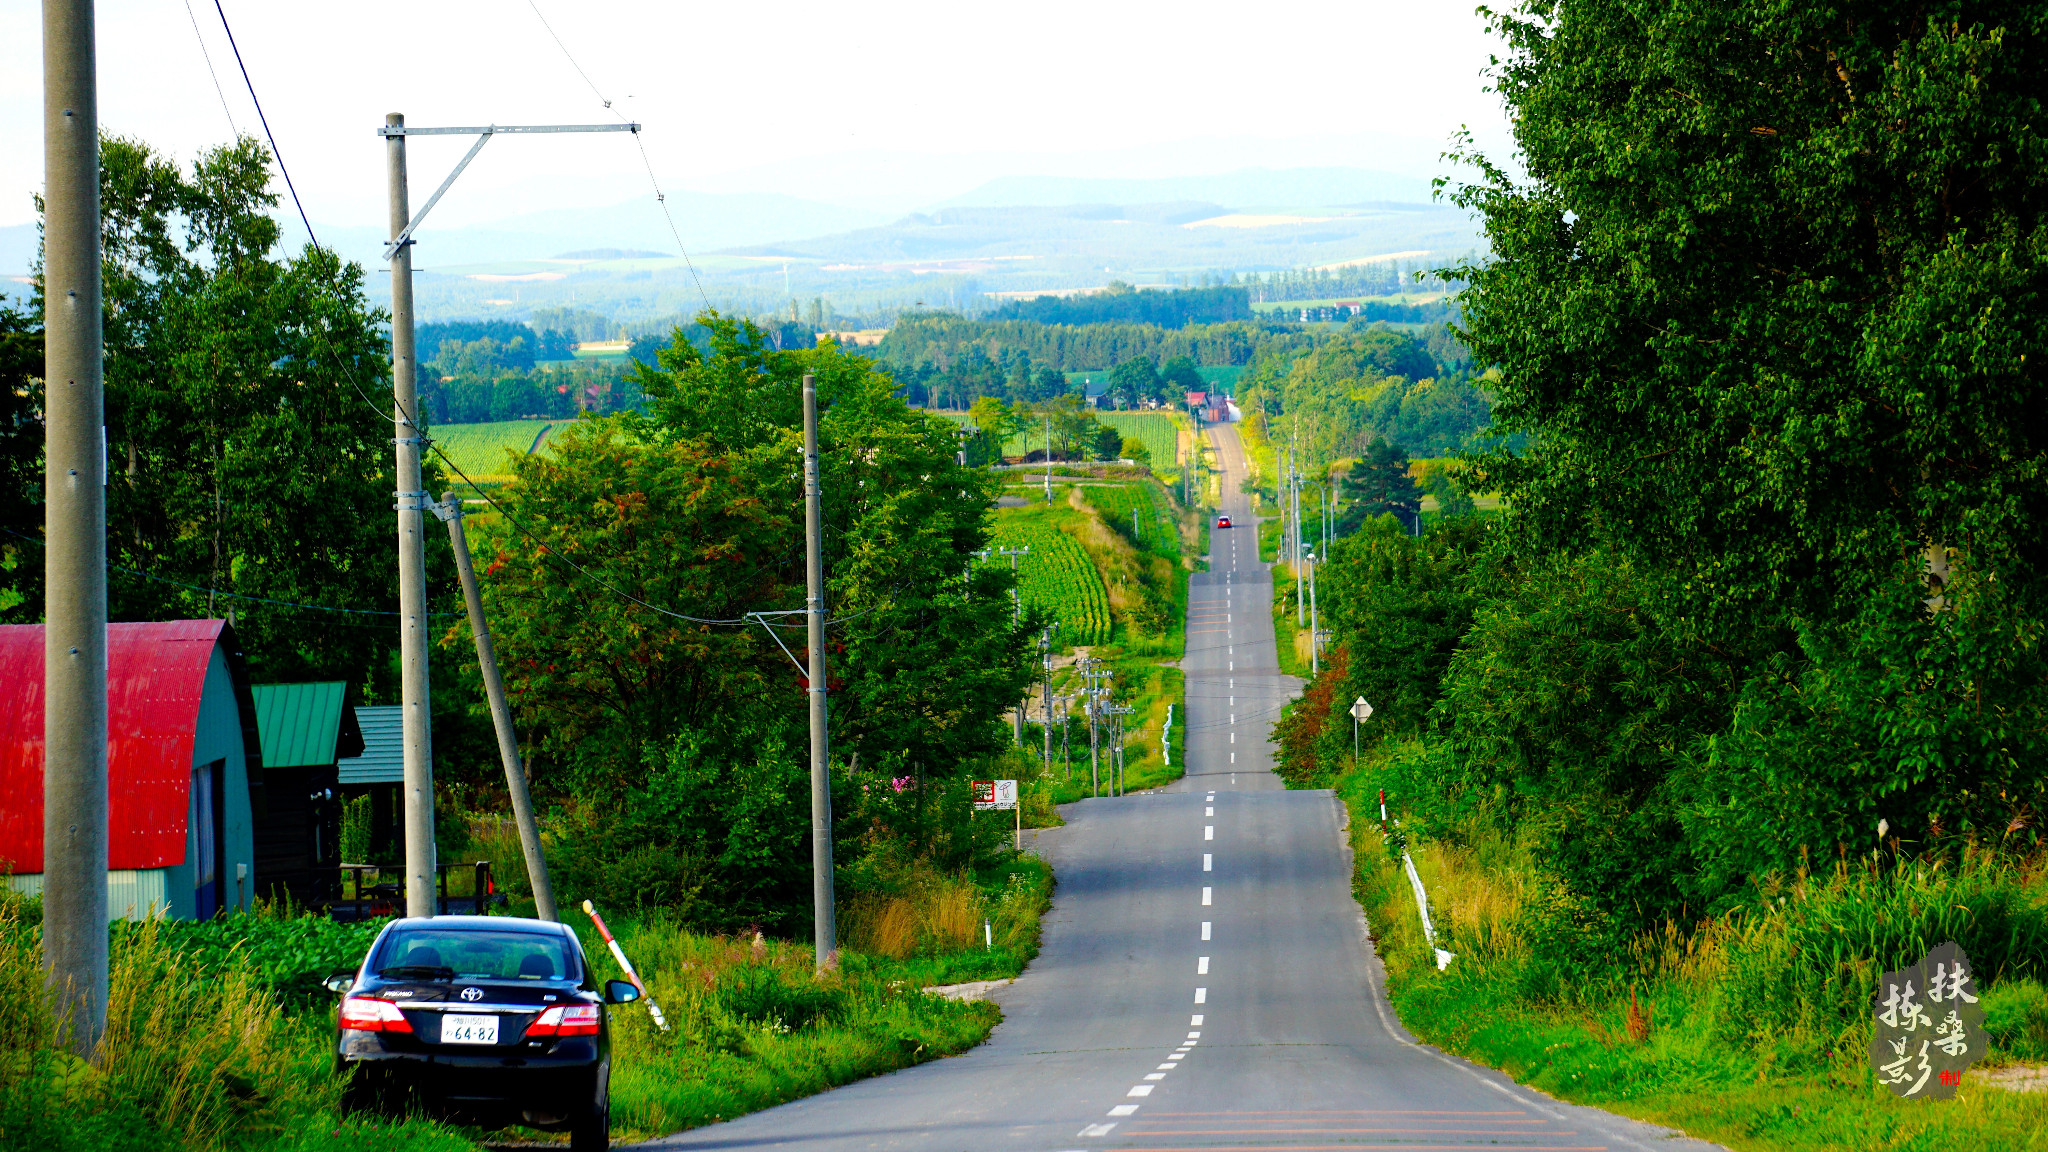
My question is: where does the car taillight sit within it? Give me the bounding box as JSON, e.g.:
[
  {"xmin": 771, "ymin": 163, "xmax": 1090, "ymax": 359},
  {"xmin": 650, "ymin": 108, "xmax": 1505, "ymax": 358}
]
[
  {"xmin": 525, "ymin": 1003, "xmax": 600, "ymax": 1037},
  {"xmin": 339, "ymin": 996, "xmax": 413, "ymax": 1033}
]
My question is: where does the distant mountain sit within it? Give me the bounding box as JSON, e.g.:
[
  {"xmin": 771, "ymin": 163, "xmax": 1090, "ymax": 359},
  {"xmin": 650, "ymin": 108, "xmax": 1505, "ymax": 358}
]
[
  {"xmin": 937, "ymin": 167, "xmax": 1437, "ymax": 211},
  {"xmin": 280, "ymin": 191, "xmax": 891, "ymax": 272}
]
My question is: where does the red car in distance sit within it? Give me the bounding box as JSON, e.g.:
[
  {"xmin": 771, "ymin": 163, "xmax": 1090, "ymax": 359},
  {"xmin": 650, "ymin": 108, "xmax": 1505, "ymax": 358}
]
[{"xmin": 1216, "ymin": 515, "xmax": 1232, "ymax": 528}]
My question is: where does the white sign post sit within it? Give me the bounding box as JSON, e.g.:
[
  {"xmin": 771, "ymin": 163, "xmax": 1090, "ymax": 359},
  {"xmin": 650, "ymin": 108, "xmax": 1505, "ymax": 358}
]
[{"xmin": 972, "ymin": 779, "xmax": 1022, "ymax": 850}]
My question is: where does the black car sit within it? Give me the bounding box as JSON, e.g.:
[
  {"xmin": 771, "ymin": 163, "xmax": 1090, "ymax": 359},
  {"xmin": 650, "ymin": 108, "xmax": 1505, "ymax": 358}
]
[{"xmin": 329, "ymin": 915, "xmax": 640, "ymax": 1150}]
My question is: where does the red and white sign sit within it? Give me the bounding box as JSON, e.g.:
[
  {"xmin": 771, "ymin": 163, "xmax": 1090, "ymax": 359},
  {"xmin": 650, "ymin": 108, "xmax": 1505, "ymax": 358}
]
[{"xmin": 972, "ymin": 779, "xmax": 1018, "ymax": 811}]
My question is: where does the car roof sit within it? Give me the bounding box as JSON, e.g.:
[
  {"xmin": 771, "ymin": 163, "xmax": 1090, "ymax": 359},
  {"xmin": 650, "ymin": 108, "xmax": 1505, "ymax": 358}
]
[{"xmin": 383, "ymin": 915, "xmax": 574, "ymax": 937}]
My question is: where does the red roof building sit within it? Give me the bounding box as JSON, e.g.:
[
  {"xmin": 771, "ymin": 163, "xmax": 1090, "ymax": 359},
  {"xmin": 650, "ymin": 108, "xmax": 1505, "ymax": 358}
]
[{"xmin": 0, "ymin": 620, "xmax": 260, "ymax": 919}]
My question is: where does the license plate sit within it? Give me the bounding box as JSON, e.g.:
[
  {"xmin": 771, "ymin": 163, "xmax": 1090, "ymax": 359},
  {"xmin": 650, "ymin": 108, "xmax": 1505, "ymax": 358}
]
[{"xmin": 440, "ymin": 1013, "xmax": 499, "ymax": 1045}]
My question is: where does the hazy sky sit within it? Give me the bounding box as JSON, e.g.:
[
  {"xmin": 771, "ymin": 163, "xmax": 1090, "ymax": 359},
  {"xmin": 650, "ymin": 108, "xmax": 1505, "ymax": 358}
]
[{"xmin": 1, "ymin": 0, "xmax": 1516, "ymax": 230}]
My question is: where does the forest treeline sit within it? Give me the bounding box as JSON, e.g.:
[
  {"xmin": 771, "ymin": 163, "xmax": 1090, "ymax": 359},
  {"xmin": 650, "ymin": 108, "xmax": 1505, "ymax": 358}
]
[
  {"xmin": 987, "ymin": 282, "xmax": 1252, "ymax": 326},
  {"xmin": 1278, "ymin": 0, "xmax": 2048, "ymax": 949}
]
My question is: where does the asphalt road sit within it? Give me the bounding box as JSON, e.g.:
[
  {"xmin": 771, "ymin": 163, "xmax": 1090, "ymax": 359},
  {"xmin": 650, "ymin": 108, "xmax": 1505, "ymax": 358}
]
[{"xmin": 627, "ymin": 421, "xmax": 1721, "ymax": 1152}]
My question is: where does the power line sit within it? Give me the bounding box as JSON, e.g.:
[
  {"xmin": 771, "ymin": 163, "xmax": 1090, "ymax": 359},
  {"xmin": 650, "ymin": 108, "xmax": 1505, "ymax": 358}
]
[
  {"xmin": 181, "ymin": 0, "xmax": 238, "ymax": 138},
  {"xmin": 210, "ymin": 0, "xmax": 314, "ymax": 246},
  {"xmin": 520, "ymin": 0, "xmax": 710, "ymax": 308}
]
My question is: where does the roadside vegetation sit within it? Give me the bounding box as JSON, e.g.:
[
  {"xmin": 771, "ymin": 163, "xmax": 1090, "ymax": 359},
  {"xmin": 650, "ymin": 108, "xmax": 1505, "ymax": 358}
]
[{"xmin": 1273, "ymin": 0, "xmax": 2048, "ymax": 1144}]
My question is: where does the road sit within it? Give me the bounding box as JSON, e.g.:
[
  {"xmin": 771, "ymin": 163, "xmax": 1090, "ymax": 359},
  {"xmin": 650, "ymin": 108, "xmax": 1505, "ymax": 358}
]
[{"xmin": 628, "ymin": 420, "xmax": 1720, "ymax": 1152}]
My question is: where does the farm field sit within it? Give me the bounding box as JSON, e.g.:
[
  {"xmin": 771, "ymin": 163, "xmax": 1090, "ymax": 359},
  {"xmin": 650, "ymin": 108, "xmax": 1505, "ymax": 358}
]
[
  {"xmin": 978, "ymin": 520, "xmax": 1113, "ymax": 645},
  {"xmin": 432, "ymin": 420, "xmax": 555, "ymax": 483},
  {"xmin": 928, "ymin": 410, "xmax": 1183, "ymax": 468},
  {"xmin": 1082, "ymin": 480, "xmax": 1181, "ymax": 561}
]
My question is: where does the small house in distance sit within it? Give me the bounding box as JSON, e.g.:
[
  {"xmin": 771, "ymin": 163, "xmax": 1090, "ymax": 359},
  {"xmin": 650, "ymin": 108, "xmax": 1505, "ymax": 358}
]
[
  {"xmin": 337, "ymin": 704, "xmax": 403, "ymax": 863},
  {"xmin": 249, "ymin": 682, "xmax": 363, "ymax": 908},
  {"xmin": 0, "ymin": 620, "xmax": 260, "ymax": 919}
]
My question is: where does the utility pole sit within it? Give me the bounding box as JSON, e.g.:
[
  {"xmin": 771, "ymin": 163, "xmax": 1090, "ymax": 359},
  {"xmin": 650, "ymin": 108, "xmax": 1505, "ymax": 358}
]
[
  {"xmin": 384, "ymin": 114, "xmax": 438, "ymax": 919},
  {"xmin": 1044, "ymin": 413, "xmax": 1053, "ymax": 504},
  {"xmin": 1040, "ymin": 624, "xmax": 1057, "ymax": 775},
  {"xmin": 1293, "ymin": 440, "xmax": 1305, "ymax": 628},
  {"xmin": 1308, "ymin": 550, "xmax": 1320, "ymax": 675},
  {"xmin": 440, "ymin": 494, "xmax": 556, "ymax": 921},
  {"xmin": 803, "ymin": 373, "xmax": 837, "ymax": 970},
  {"xmin": 43, "ymin": 0, "xmax": 109, "ymax": 1055},
  {"xmin": 378, "ymin": 115, "xmax": 637, "ymax": 920},
  {"xmin": 992, "ymin": 546, "xmax": 1030, "ymax": 744}
]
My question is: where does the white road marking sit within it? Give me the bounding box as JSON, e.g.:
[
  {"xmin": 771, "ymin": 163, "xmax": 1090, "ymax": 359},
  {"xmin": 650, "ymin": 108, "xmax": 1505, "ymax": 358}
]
[
  {"xmin": 1198, "ymin": 956, "xmax": 1210, "ymax": 974},
  {"xmin": 1229, "ymin": 753, "xmax": 1235, "ymax": 763},
  {"xmin": 1108, "ymin": 1105, "xmax": 1139, "ymax": 1117},
  {"xmin": 1127, "ymin": 1085, "xmax": 1153, "ymax": 1097},
  {"xmin": 1187, "ymin": 1032, "xmax": 1201, "ymax": 1039},
  {"xmin": 1228, "ymin": 661, "xmax": 1233, "ymax": 671},
  {"xmin": 1144, "ymin": 1072, "xmax": 1166, "ymax": 1080},
  {"xmin": 1202, "ymin": 886, "xmax": 1212, "ymax": 905},
  {"xmin": 1079, "ymin": 1122, "xmax": 1118, "ymax": 1137},
  {"xmin": 1201, "ymin": 921, "xmax": 1211, "ymax": 939},
  {"xmin": 1190, "ymin": 1014, "xmax": 1203, "ymax": 1025},
  {"xmin": 1155, "ymin": 1063, "xmax": 1176, "ymax": 1070},
  {"xmin": 1205, "ymin": 825, "xmax": 1214, "ymax": 839},
  {"xmin": 1203, "ymin": 853, "xmax": 1212, "ymax": 870},
  {"xmin": 1205, "ymin": 806, "xmax": 1214, "ymax": 816},
  {"xmin": 1230, "ymin": 732, "xmax": 1235, "ymax": 743},
  {"xmin": 1194, "ymin": 987, "xmax": 1207, "ymax": 1003}
]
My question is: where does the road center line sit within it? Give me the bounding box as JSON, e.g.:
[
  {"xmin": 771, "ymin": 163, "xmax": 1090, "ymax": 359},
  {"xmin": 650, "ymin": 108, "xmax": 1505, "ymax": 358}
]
[
  {"xmin": 1198, "ymin": 956, "xmax": 1210, "ymax": 974},
  {"xmin": 1108, "ymin": 1105, "xmax": 1139, "ymax": 1116},
  {"xmin": 1202, "ymin": 886, "xmax": 1212, "ymax": 905},
  {"xmin": 1190, "ymin": 1014, "xmax": 1203, "ymax": 1025},
  {"xmin": 1201, "ymin": 921, "xmax": 1211, "ymax": 940},
  {"xmin": 1205, "ymin": 825, "xmax": 1214, "ymax": 839},
  {"xmin": 1194, "ymin": 987, "xmax": 1207, "ymax": 1003},
  {"xmin": 1203, "ymin": 853, "xmax": 1212, "ymax": 870}
]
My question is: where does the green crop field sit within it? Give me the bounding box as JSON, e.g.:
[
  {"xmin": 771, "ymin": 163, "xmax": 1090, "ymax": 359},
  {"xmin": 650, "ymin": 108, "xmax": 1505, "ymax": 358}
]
[
  {"xmin": 1097, "ymin": 413, "xmax": 1180, "ymax": 467},
  {"xmin": 433, "ymin": 420, "xmax": 555, "ymax": 481},
  {"xmin": 980, "ymin": 524, "xmax": 1111, "ymax": 645},
  {"xmin": 1083, "ymin": 481, "xmax": 1180, "ymax": 560}
]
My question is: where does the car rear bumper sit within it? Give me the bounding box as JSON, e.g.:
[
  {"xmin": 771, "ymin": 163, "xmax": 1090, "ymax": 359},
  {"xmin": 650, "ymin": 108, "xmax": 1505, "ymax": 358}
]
[{"xmin": 339, "ymin": 1040, "xmax": 603, "ymax": 1127}]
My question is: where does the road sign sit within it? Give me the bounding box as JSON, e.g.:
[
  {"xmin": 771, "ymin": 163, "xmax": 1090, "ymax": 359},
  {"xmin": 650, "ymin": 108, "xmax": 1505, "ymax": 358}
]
[
  {"xmin": 1351, "ymin": 697, "xmax": 1373, "ymax": 722},
  {"xmin": 972, "ymin": 779, "xmax": 1018, "ymax": 811}
]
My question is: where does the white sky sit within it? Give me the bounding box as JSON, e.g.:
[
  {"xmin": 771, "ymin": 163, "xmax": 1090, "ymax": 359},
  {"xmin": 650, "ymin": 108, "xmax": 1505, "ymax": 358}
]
[{"xmin": 0, "ymin": 0, "xmax": 1515, "ymax": 229}]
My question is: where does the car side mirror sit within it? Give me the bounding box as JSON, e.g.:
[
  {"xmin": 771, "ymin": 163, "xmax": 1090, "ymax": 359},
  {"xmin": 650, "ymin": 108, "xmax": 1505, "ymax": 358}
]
[
  {"xmin": 604, "ymin": 979, "xmax": 641, "ymax": 1004},
  {"xmin": 322, "ymin": 971, "xmax": 355, "ymax": 994}
]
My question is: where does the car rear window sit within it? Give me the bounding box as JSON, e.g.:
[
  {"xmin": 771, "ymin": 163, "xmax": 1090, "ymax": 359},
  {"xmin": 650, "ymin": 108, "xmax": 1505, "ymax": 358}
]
[{"xmin": 373, "ymin": 928, "xmax": 580, "ymax": 982}]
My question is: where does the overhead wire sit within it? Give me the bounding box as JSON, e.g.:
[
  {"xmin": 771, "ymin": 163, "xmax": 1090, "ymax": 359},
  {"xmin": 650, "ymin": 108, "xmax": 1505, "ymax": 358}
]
[
  {"xmin": 198, "ymin": 3, "xmax": 875, "ymax": 634},
  {"xmin": 521, "ymin": 0, "xmax": 711, "ymax": 309},
  {"xmin": 181, "ymin": 0, "xmax": 239, "ymax": 137}
]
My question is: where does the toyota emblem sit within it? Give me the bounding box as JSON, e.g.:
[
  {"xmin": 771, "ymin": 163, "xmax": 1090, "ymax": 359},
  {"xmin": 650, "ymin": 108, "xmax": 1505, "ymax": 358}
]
[{"xmin": 460, "ymin": 986, "xmax": 484, "ymax": 1002}]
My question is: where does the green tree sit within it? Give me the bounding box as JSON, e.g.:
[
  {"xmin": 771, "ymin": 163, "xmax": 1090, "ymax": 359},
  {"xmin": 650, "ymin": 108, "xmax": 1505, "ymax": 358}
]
[
  {"xmin": 1337, "ymin": 439, "xmax": 1421, "ymax": 534},
  {"xmin": 475, "ymin": 315, "xmax": 1036, "ymax": 926},
  {"xmin": 0, "ymin": 306, "xmax": 39, "ymax": 621},
  {"xmin": 26, "ymin": 135, "xmax": 402, "ymax": 686},
  {"xmin": 1107, "ymin": 356, "xmax": 1160, "ymax": 409},
  {"xmin": 1159, "ymin": 355, "xmax": 1204, "ymax": 394}
]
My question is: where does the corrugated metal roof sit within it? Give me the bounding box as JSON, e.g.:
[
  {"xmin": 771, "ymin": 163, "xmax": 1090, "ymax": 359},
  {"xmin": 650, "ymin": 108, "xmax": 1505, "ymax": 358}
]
[
  {"xmin": 250, "ymin": 682, "xmax": 351, "ymax": 768},
  {"xmin": 0, "ymin": 620, "xmax": 240, "ymax": 872},
  {"xmin": 339, "ymin": 705, "xmax": 404, "ymax": 784}
]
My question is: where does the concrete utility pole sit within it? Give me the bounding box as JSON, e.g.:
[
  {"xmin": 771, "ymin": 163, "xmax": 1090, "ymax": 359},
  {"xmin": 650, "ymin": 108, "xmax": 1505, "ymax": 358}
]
[
  {"xmin": 1044, "ymin": 414, "xmax": 1053, "ymax": 504},
  {"xmin": 1308, "ymin": 551, "xmax": 1320, "ymax": 675},
  {"xmin": 43, "ymin": 0, "xmax": 109, "ymax": 1056},
  {"xmin": 440, "ymin": 494, "xmax": 556, "ymax": 922},
  {"xmin": 1040, "ymin": 624, "xmax": 1057, "ymax": 775},
  {"xmin": 993, "ymin": 546, "xmax": 1030, "ymax": 744},
  {"xmin": 384, "ymin": 115, "xmax": 438, "ymax": 920},
  {"xmin": 803, "ymin": 374, "xmax": 837, "ymax": 969},
  {"xmin": 379, "ymin": 115, "xmax": 637, "ymax": 920}
]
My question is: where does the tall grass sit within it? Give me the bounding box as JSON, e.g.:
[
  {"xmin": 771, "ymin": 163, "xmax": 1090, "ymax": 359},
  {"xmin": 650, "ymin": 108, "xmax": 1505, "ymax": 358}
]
[{"xmin": 1332, "ymin": 771, "xmax": 2048, "ymax": 1151}]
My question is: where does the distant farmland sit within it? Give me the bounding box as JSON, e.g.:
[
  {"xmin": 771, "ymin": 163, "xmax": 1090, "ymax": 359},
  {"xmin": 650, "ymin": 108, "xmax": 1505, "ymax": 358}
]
[{"xmin": 433, "ymin": 420, "xmax": 555, "ymax": 485}]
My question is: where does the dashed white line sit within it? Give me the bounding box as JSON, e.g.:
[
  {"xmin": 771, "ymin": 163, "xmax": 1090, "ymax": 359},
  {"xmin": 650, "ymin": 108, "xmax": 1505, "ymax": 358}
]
[
  {"xmin": 1201, "ymin": 921, "xmax": 1211, "ymax": 940},
  {"xmin": 1204, "ymin": 825, "xmax": 1214, "ymax": 839},
  {"xmin": 1205, "ymin": 806, "xmax": 1214, "ymax": 816},
  {"xmin": 1127, "ymin": 1085, "xmax": 1153, "ymax": 1097},
  {"xmin": 1201, "ymin": 886, "xmax": 1212, "ymax": 905},
  {"xmin": 1188, "ymin": 1031, "xmax": 1201, "ymax": 1039},
  {"xmin": 1197, "ymin": 956, "xmax": 1210, "ymax": 974},
  {"xmin": 1203, "ymin": 853, "xmax": 1212, "ymax": 870},
  {"xmin": 1194, "ymin": 987, "xmax": 1207, "ymax": 1003},
  {"xmin": 1078, "ymin": 1123, "xmax": 1118, "ymax": 1137},
  {"xmin": 1109, "ymin": 1105, "xmax": 1139, "ymax": 1117},
  {"xmin": 1143, "ymin": 1072, "xmax": 1166, "ymax": 1080},
  {"xmin": 1190, "ymin": 1014, "xmax": 1204, "ymax": 1025}
]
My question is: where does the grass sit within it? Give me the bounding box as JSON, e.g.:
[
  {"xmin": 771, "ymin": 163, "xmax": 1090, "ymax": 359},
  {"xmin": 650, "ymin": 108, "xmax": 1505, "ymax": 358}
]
[
  {"xmin": 1320, "ymin": 755, "xmax": 2048, "ymax": 1152},
  {"xmin": 1095, "ymin": 413, "xmax": 1183, "ymax": 470},
  {"xmin": 430, "ymin": 420, "xmax": 556, "ymax": 486}
]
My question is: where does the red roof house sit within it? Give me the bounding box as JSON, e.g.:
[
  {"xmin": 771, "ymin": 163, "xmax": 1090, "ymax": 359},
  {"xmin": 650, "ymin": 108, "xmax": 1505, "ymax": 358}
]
[{"xmin": 0, "ymin": 620, "xmax": 261, "ymax": 919}]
